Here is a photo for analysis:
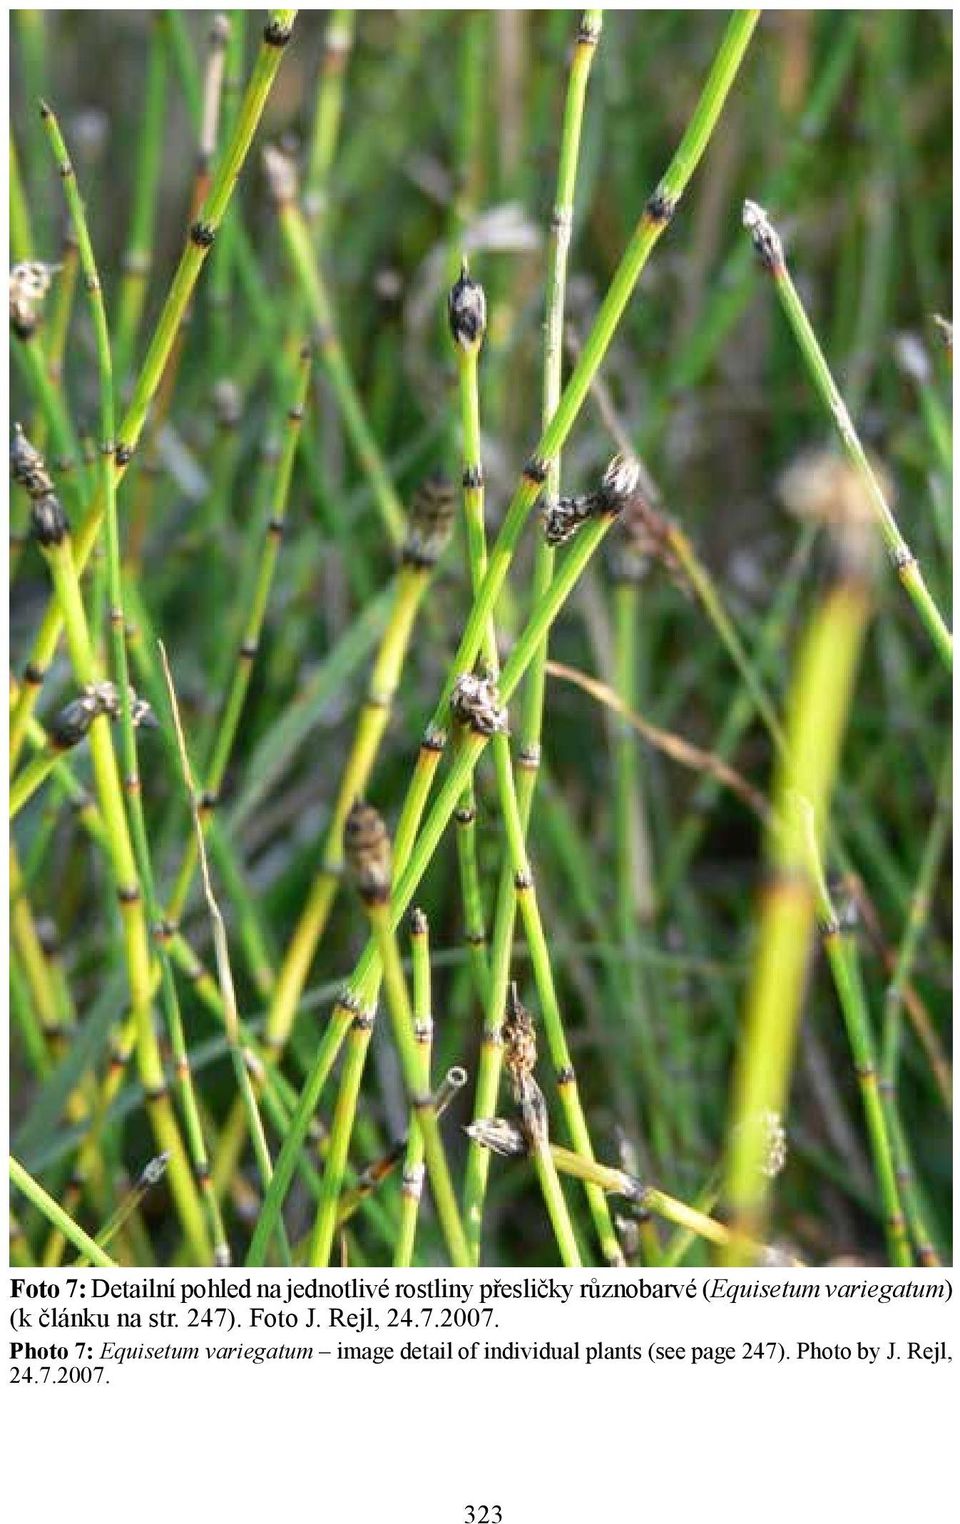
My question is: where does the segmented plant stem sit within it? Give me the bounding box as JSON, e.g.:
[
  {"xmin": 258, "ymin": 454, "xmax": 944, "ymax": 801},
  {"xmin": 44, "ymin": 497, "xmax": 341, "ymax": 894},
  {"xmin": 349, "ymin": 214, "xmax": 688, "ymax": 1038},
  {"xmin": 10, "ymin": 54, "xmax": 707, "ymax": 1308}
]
[
  {"xmin": 306, "ymin": 8, "xmax": 355, "ymax": 233},
  {"xmin": 463, "ymin": 9, "xmax": 602, "ymax": 1255},
  {"xmin": 270, "ymin": 187, "xmax": 406, "ymax": 547},
  {"xmin": 113, "ymin": 14, "xmax": 169, "ymax": 383},
  {"xmin": 160, "ymin": 640, "xmax": 289, "ymax": 1264},
  {"xmin": 724, "ymin": 537, "xmax": 873, "ymax": 1260},
  {"xmin": 266, "ymin": 559, "xmax": 434, "ymax": 1055},
  {"xmin": 747, "ymin": 202, "xmax": 952, "ymax": 670},
  {"xmin": 165, "ymin": 343, "xmax": 312, "ymax": 928},
  {"xmin": 10, "ymin": 10, "xmax": 298, "ymax": 768},
  {"xmin": 41, "ymin": 100, "xmax": 218, "ymax": 1264},
  {"xmin": 10, "ymin": 1156, "xmax": 117, "ymax": 1268},
  {"xmin": 393, "ymin": 910, "xmax": 432, "ymax": 1266},
  {"xmin": 798, "ymin": 802, "xmax": 910, "ymax": 1266},
  {"xmin": 881, "ymin": 744, "xmax": 952, "ymax": 1091}
]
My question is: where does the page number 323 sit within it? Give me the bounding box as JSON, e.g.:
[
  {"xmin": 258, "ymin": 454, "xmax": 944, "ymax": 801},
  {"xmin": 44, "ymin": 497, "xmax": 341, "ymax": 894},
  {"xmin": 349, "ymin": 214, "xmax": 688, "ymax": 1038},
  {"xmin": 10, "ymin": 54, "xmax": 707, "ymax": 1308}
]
[{"xmin": 464, "ymin": 1508, "xmax": 502, "ymax": 1522}]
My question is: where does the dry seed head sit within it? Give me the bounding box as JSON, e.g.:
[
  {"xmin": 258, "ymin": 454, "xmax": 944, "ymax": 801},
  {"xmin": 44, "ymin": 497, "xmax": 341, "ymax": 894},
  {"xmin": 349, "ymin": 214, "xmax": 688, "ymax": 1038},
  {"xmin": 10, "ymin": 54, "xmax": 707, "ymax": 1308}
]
[
  {"xmin": 138, "ymin": 1151, "xmax": 171, "ymax": 1190},
  {"xmin": 49, "ymin": 692, "xmax": 101, "ymax": 750},
  {"xmin": 518, "ymin": 1074, "xmax": 550, "ymax": 1147},
  {"xmin": 49, "ymin": 681, "xmax": 156, "ymax": 748},
  {"xmin": 598, "ymin": 451, "xmax": 643, "ymax": 511},
  {"xmin": 503, "ymin": 983, "xmax": 538, "ymax": 1100},
  {"xmin": 11, "ymin": 424, "xmax": 54, "ymax": 499},
  {"xmin": 463, "ymin": 1117, "xmax": 527, "ymax": 1159},
  {"xmin": 403, "ymin": 472, "xmax": 457, "ymax": 568},
  {"xmin": 344, "ymin": 800, "xmax": 392, "ymax": 904},
  {"xmin": 262, "ymin": 143, "xmax": 299, "ymax": 207},
  {"xmin": 448, "ymin": 262, "xmax": 487, "ymax": 352},
  {"xmin": 742, "ymin": 198, "xmax": 784, "ymax": 273},
  {"xmin": 10, "ymin": 260, "xmax": 60, "ymax": 337},
  {"xmin": 30, "ymin": 493, "xmax": 70, "ymax": 548},
  {"xmin": 86, "ymin": 680, "xmax": 158, "ymax": 730},
  {"xmin": 541, "ymin": 493, "xmax": 593, "ymax": 547},
  {"xmin": 450, "ymin": 672, "xmax": 508, "ymax": 736}
]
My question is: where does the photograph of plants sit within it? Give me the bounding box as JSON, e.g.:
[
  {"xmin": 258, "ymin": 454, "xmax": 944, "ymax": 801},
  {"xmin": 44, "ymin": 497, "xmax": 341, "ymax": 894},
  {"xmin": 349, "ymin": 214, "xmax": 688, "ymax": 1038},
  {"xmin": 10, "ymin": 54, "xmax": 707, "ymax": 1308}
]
[{"xmin": 8, "ymin": 9, "xmax": 952, "ymax": 1269}]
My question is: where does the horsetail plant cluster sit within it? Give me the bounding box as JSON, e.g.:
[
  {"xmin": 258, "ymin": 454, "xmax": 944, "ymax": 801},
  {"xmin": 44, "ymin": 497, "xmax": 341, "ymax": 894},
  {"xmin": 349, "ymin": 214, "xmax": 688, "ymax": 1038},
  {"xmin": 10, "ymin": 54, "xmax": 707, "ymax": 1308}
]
[{"xmin": 10, "ymin": 10, "xmax": 950, "ymax": 1272}]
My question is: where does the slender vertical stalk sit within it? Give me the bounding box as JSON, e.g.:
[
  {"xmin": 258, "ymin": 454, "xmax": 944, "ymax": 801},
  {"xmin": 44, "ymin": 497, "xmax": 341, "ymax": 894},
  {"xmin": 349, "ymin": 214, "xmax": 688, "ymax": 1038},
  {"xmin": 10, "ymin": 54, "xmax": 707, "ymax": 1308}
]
[
  {"xmin": 266, "ymin": 476, "xmax": 453, "ymax": 1057},
  {"xmin": 309, "ymin": 805, "xmax": 468, "ymax": 1267},
  {"xmin": 160, "ymin": 641, "xmax": 289, "ymax": 1265},
  {"xmin": 113, "ymin": 14, "xmax": 169, "ymax": 384},
  {"xmin": 335, "ymin": 1068, "xmax": 467, "ymax": 1232},
  {"xmin": 450, "ymin": 249, "xmax": 622, "ymax": 1264},
  {"xmin": 449, "ymin": 262, "xmax": 495, "ymax": 1001},
  {"xmin": 305, "ymin": 9, "xmax": 355, "ymax": 235},
  {"xmin": 265, "ymin": 151, "xmax": 406, "ymax": 547},
  {"xmin": 797, "ymin": 801, "xmax": 910, "ymax": 1265},
  {"xmin": 724, "ymin": 525, "xmax": 875, "ymax": 1261},
  {"xmin": 881, "ymin": 745, "xmax": 952, "ymax": 1090},
  {"xmin": 393, "ymin": 908, "xmax": 433, "ymax": 1266},
  {"xmin": 368, "ymin": 902, "xmax": 469, "ymax": 1267},
  {"xmin": 39, "ymin": 101, "xmax": 215, "ymax": 1264},
  {"xmin": 743, "ymin": 199, "xmax": 952, "ymax": 669},
  {"xmin": 10, "ymin": 10, "xmax": 298, "ymax": 768},
  {"xmin": 164, "ymin": 343, "xmax": 312, "ymax": 927}
]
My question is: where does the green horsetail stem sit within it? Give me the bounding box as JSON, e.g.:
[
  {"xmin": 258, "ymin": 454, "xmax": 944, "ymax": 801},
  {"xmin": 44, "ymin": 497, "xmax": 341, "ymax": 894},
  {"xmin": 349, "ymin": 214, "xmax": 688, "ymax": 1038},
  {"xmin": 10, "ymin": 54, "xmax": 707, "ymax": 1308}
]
[
  {"xmin": 882, "ymin": 744, "xmax": 952, "ymax": 1097},
  {"xmin": 30, "ymin": 516, "xmax": 209, "ymax": 1262},
  {"xmin": 450, "ymin": 264, "xmax": 495, "ymax": 1002},
  {"xmin": 743, "ymin": 198, "xmax": 952, "ymax": 671},
  {"xmin": 10, "ymin": 10, "xmax": 297, "ymax": 769},
  {"xmin": 310, "ymin": 806, "xmax": 469, "ymax": 1267},
  {"xmin": 10, "ymin": 1155, "xmax": 117, "ymax": 1268},
  {"xmin": 368, "ymin": 902, "xmax": 470, "ymax": 1267},
  {"xmin": 165, "ymin": 342, "xmax": 313, "ymax": 929},
  {"xmin": 305, "ymin": 9, "xmax": 355, "ymax": 231},
  {"xmin": 336, "ymin": 1068, "xmax": 468, "ymax": 1235},
  {"xmin": 266, "ymin": 476, "xmax": 453, "ymax": 1056},
  {"xmin": 393, "ymin": 908, "xmax": 434, "ymax": 1266},
  {"xmin": 160, "ymin": 640, "xmax": 289, "ymax": 1266},
  {"xmin": 75, "ymin": 1152, "xmax": 170, "ymax": 1266},
  {"xmin": 265, "ymin": 148, "xmax": 406, "ymax": 548},
  {"xmin": 113, "ymin": 14, "xmax": 169, "ymax": 383},
  {"xmin": 724, "ymin": 527, "xmax": 875, "ymax": 1263},
  {"xmin": 450, "ymin": 243, "xmax": 623, "ymax": 1265},
  {"xmin": 10, "ymin": 747, "xmax": 59, "ymax": 818},
  {"xmin": 797, "ymin": 800, "xmax": 910, "ymax": 1266},
  {"xmin": 41, "ymin": 100, "xmax": 225, "ymax": 1265},
  {"xmin": 427, "ymin": 11, "xmax": 760, "ymax": 733}
]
